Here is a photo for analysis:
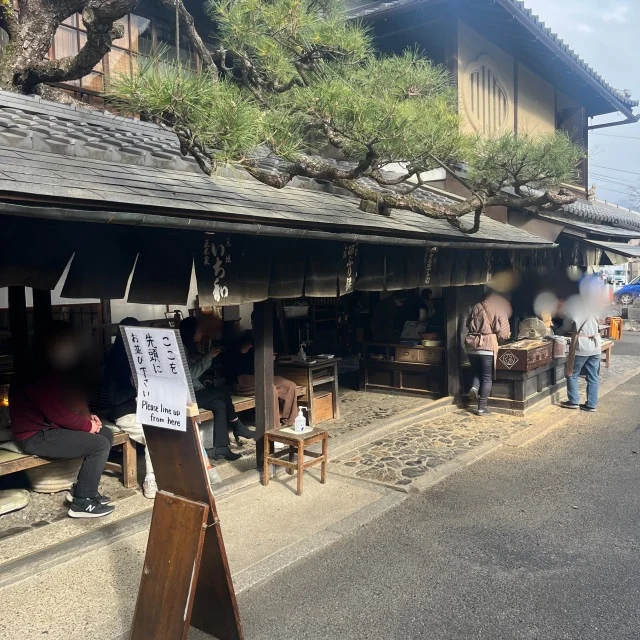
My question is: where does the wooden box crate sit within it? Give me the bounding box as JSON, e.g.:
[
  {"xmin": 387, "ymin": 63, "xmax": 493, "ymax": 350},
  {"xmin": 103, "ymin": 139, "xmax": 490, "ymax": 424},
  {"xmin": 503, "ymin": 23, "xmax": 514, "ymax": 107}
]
[
  {"xmin": 395, "ymin": 347, "xmax": 443, "ymax": 364},
  {"xmin": 313, "ymin": 392, "xmax": 334, "ymax": 424}
]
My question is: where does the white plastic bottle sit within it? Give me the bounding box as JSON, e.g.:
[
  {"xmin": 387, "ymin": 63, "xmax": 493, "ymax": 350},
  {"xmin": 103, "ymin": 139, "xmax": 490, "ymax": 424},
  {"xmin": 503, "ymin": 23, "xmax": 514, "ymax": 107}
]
[
  {"xmin": 298, "ymin": 344, "xmax": 307, "ymax": 362},
  {"xmin": 294, "ymin": 407, "xmax": 308, "ymax": 432}
]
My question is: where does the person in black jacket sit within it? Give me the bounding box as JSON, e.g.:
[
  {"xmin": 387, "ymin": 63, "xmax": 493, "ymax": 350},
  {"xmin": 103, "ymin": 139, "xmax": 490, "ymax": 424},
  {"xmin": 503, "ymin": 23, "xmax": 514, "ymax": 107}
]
[{"xmin": 104, "ymin": 318, "xmax": 159, "ymax": 499}]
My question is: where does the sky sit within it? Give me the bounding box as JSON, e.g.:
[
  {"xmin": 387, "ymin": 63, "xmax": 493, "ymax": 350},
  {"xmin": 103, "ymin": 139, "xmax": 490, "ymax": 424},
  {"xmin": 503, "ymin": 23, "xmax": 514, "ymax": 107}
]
[{"xmin": 524, "ymin": 0, "xmax": 640, "ymax": 208}]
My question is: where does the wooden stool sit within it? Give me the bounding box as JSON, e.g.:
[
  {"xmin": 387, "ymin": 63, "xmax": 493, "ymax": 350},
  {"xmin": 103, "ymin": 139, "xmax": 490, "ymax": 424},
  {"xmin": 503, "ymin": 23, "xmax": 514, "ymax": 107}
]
[{"xmin": 263, "ymin": 426, "xmax": 329, "ymax": 496}]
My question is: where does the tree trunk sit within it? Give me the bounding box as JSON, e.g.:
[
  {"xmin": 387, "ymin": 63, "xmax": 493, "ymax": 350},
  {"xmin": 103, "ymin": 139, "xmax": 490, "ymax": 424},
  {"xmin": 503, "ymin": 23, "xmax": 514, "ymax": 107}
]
[{"xmin": 0, "ymin": 0, "xmax": 137, "ymax": 94}]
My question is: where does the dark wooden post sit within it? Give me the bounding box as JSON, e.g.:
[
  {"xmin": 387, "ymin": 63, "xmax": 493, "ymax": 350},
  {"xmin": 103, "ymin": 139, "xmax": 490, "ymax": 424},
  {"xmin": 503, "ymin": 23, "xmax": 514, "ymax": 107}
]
[
  {"xmin": 8, "ymin": 286, "xmax": 28, "ymax": 375},
  {"xmin": 99, "ymin": 299, "xmax": 112, "ymax": 354},
  {"xmin": 32, "ymin": 289, "xmax": 52, "ymax": 334},
  {"xmin": 253, "ymin": 299, "xmax": 275, "ymax": 471},
  {"xmin": 444, "ymin": 287, "xmax": 461, "ymax": 401}
]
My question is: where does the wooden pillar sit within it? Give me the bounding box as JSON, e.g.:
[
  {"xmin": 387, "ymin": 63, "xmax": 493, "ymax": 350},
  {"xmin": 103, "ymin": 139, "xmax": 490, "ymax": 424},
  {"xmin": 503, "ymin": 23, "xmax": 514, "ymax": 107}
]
[
  {"xmin": 8, "ymin": 286, "xmax": 28, "ymax": 375},
  {"xmin": 100, "ymin": 299, "xmax": 112, "ymax": 354},
  {"xmin": 444, "ymin": 287, "xmax": 461, "ymax": 401},
  {"xmin": 33, "ymin": 289, "xmax": 52, "ymax": 334},
  {"xmin": 253, "ymin": 299, "xmax": 275, "ymax": 471}
]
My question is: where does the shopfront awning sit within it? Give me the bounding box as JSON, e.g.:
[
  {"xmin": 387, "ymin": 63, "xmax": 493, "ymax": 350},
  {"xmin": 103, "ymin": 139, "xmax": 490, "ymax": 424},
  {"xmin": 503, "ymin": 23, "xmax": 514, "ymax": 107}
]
[
  {"xmin": 582, "ymin": 239, "xmax": 640, "ymax": 265},
  {"xmin": 0, "ymin": 216, "xmax": 549, "ymax": 305}
]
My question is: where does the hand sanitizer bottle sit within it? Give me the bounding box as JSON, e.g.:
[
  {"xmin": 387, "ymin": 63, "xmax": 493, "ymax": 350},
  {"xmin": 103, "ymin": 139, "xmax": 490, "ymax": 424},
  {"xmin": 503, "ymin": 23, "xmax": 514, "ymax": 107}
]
[{"xmin": 294, "ymin": 407, "xmax": 308, "ymax": 433}]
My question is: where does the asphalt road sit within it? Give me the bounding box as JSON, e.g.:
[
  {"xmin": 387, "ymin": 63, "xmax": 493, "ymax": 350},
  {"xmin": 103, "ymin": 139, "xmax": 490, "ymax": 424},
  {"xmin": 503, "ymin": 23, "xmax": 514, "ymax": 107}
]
[
  {"xmin": 609, "ymin": 331, "xmax": 640, "ymax": 357},
  {"xmin": 238, "ymin": 373, "xmax": 640, "ymax": 640}
]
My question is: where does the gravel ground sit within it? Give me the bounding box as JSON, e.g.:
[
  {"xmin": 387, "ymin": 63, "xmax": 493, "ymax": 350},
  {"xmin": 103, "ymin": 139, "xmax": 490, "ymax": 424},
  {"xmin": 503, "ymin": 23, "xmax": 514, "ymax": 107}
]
[{"xmin": 0, "ymin": 389, "xmax": 431, "ymax": 536}]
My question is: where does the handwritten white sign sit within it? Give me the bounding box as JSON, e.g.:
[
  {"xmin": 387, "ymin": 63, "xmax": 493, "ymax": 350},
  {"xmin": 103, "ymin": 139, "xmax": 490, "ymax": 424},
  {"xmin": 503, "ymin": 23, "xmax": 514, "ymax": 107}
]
[{"xmin": 123, "ymin": 327, "xmax": 189, "ymax": 432}]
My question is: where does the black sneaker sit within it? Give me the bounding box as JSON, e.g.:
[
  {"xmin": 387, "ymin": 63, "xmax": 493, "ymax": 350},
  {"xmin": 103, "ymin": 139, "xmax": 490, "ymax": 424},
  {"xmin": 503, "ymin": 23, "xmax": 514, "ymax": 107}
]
[
  {"xmin": 561, "ymin": 401, "xmax": 579, "ymax": 410},
  {"xmin": 468, "ymin": 387, "xmax": 479, "ymax": 404},
  {"xmin": 68, "ymin": 497, "xmax": 115, "ymax": 519},
  {"xmin": 66, "ymin": 484, "xmax": 111, "ymax": 505},
  {"xmin": 580, "ymin": 404, "xmax": 597, "ymax": 413}
]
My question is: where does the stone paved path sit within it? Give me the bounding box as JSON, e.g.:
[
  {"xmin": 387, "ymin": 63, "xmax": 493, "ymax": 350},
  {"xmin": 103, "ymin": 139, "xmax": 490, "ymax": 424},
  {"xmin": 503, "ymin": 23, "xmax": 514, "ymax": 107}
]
[
  {"xmin": 331, "ymin": 410, "xmax": 533, "ymax": 487},
  {"xmin": 331, "ymin": 354, "xmax": 640, "ymax": 489}
]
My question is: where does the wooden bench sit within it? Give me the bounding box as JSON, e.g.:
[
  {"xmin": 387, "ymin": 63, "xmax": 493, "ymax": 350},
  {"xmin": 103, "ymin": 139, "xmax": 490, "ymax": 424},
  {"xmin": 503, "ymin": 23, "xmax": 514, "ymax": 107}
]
[
  {"xmin": 0, "ymin": 385, "xmax": 307, "ymax": 489},
  {"xmin": 0, "ymin": 428, "xmax": 138, "ymax": 489},
  {"xmin": 601, "ymin": 339, "xmax": 614, "ymax": 369},
  {"xmin": 197, "ymin": 386, "xmax": 307, "ymax": 423}
]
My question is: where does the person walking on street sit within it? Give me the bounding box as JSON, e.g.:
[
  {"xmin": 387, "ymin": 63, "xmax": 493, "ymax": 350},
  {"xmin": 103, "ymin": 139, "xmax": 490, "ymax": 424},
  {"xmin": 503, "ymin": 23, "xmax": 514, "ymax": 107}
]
[{"xmin": 464, "ymin": 292, "xmax": 512, "ymax": 416}]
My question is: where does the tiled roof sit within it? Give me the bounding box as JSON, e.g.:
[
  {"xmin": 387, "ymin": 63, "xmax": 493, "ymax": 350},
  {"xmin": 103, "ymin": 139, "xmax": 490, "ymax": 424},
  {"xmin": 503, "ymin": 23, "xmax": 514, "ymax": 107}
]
[
  {"xmin": 347, "ymin": 0, "xmax": 637, "ymax": 110},
  {"xmin": 0, "ymin": 144, "xmax": 552, "ymax": 247},
  {"xmin": 561, "ymin": 199, "xmax": 640, "ymax": 233},
  {"xmin": 539, "ymin": 212, "xmax": 640, "ymax": 239},
  {"xmin": 0, "ymin": 89, "xmax": 635, "ymax": 245}
]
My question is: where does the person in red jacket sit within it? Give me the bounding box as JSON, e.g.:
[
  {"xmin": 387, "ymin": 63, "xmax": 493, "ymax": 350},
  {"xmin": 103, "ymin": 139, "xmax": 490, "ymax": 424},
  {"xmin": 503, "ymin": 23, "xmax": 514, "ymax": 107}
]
[{"xmin": 10, "ymin": 322, "xmax": 115, "ymax": 519}]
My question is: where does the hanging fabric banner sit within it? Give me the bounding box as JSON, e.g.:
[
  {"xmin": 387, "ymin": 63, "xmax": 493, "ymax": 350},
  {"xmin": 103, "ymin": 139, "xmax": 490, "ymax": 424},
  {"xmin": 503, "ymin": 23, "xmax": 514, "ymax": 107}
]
[
  {"xmin": 338, "ymin": 243, "xmax": 359, "ymax": 296},
  {"xmin": 466, "ymin": 250, "xmax": 489, "ymax": 285},
  {"xmin": 268, "ymin": 238, "xmax": 306, "ymax": 299},
  {"xmin": 128, "ymin": 231, "xmax": 194, "ymax": 305},
  {"xmin": 195, "ymin": 234, "xmax": 272, "ymax": 305},
  {"xmin": 450, "ymin": 250, "xmax": 470, "ymax": 286},
  {"xmin": 0, "ymin": 219, "xmax": 73, "ymax": 290},
  {"xmin": 354, "ymin": 244, "xmax": 385, "ymax": 291},
  {"xmin": 304, "ymin": 241, "xmax": 343, "ymax": 297},
  {"xmin": 62, "ymin": 228, "xmax": 138, "ymax": 299}
]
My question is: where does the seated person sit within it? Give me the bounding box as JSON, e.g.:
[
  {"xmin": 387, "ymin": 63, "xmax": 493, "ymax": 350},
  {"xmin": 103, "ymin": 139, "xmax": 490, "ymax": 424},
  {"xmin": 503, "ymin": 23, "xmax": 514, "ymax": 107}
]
[
  {"xmin": 104, "ymin": 317, "xmax": 158, "ymax": 499},
  {"xmin": 180, "ymin": 316, "xmax": 253, "ymax": 461},
  {"xmin": 223, "ymin": 316, "xmax": 298, "ymax": 427},
  {"xmin": 9, "ymin": 322, "xmax": 115, "ymax": 519}
]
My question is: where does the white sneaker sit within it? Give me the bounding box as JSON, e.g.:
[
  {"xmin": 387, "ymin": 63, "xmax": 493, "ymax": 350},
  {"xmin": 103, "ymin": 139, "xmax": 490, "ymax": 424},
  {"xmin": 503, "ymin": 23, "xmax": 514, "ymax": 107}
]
[
  {"xmin": 208, "ymin": 467, "xmax": 222, "ymax": 485},
  {"xmin": 143, "ymin": 475, "xmax": 158, "ymax": 499}
]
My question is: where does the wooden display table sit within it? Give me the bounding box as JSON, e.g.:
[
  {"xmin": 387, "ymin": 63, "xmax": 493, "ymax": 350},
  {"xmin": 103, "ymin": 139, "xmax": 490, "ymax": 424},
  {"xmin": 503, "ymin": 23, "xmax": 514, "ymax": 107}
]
[
  {"xmin": 276, "ymin": 358, "xmax": 341, "ymax": 426},
  {"xmin": 361, "ymin": 342, "xmax": 445, "ymax": 397},
  {"xmin": 263, "ymin": 426, "xmax": 329, "ymax": 496}
]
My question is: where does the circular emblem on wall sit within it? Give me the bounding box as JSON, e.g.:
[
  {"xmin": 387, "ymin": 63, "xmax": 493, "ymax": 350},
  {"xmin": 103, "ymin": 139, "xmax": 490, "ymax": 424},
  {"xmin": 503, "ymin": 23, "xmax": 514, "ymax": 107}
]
[{"xmin": 462, "ymin": 55, "xmax": 511, "ymax": 135}]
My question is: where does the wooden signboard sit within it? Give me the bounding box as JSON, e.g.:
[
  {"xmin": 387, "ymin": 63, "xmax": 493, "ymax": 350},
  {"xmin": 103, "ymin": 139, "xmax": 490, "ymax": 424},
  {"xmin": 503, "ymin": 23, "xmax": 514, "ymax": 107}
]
[{"xmin": 122, "ymin": 326, "xmax": 243, "ymax": 640}]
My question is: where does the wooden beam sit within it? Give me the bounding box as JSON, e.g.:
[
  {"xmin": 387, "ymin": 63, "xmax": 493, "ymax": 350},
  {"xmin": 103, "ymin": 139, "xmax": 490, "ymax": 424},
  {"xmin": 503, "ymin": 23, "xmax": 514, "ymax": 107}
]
[
  {"xmin": 8, "ymin": 286, "xmax": 28, "ymax": 375},
  {"xmin": 253, "ymin": 300, "xmax": 275, "ymax": 471},
  {"xmin": 32, "ymin": 289, "xmax": 52, "ymax": 335},
  {"xmin": 444, "ymin": 287, "xmax": 461, "ymax": 400}
]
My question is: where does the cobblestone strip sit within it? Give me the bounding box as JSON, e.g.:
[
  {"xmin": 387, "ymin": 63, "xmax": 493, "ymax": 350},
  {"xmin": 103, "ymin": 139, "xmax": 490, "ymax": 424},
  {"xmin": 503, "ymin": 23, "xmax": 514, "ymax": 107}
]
[{"xmin": 332, "ymin": 355, "xmax": 640, "ymax": 490}]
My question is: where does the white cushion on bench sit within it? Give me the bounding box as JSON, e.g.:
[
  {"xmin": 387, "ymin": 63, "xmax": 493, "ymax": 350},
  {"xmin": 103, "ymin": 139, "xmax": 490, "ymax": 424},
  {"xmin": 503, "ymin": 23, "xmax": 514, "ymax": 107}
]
[{"xmin": 0, "ymin": 440, "xmax": 22, "ymax": 454}]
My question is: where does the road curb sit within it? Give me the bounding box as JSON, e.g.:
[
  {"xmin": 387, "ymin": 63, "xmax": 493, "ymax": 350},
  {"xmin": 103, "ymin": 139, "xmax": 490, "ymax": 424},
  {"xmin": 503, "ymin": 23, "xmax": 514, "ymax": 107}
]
[{"xmin": 409, "ymin": 440, "xmax": 503, "ymax": 493}]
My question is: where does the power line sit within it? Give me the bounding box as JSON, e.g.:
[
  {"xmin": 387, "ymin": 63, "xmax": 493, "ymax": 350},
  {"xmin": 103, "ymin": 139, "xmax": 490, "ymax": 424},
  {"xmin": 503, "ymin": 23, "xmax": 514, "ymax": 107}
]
[
  {"xmin": 591, "ymin": 164, "xmax": 640, "ymax": 177},
  {"xmin": 595, "ymin": 186, "xmax": 636, "ymax": 197},
  {"xmin": 590, "ymin": 174, "xmax": 638, "ymax": 189},
  {"xmin": 590, "ymin": 171, "xmax": 637, "ymax": 184},
  {"xmin": 591, "ymin": 133, "xmax": 640, "ymax": 141}
]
